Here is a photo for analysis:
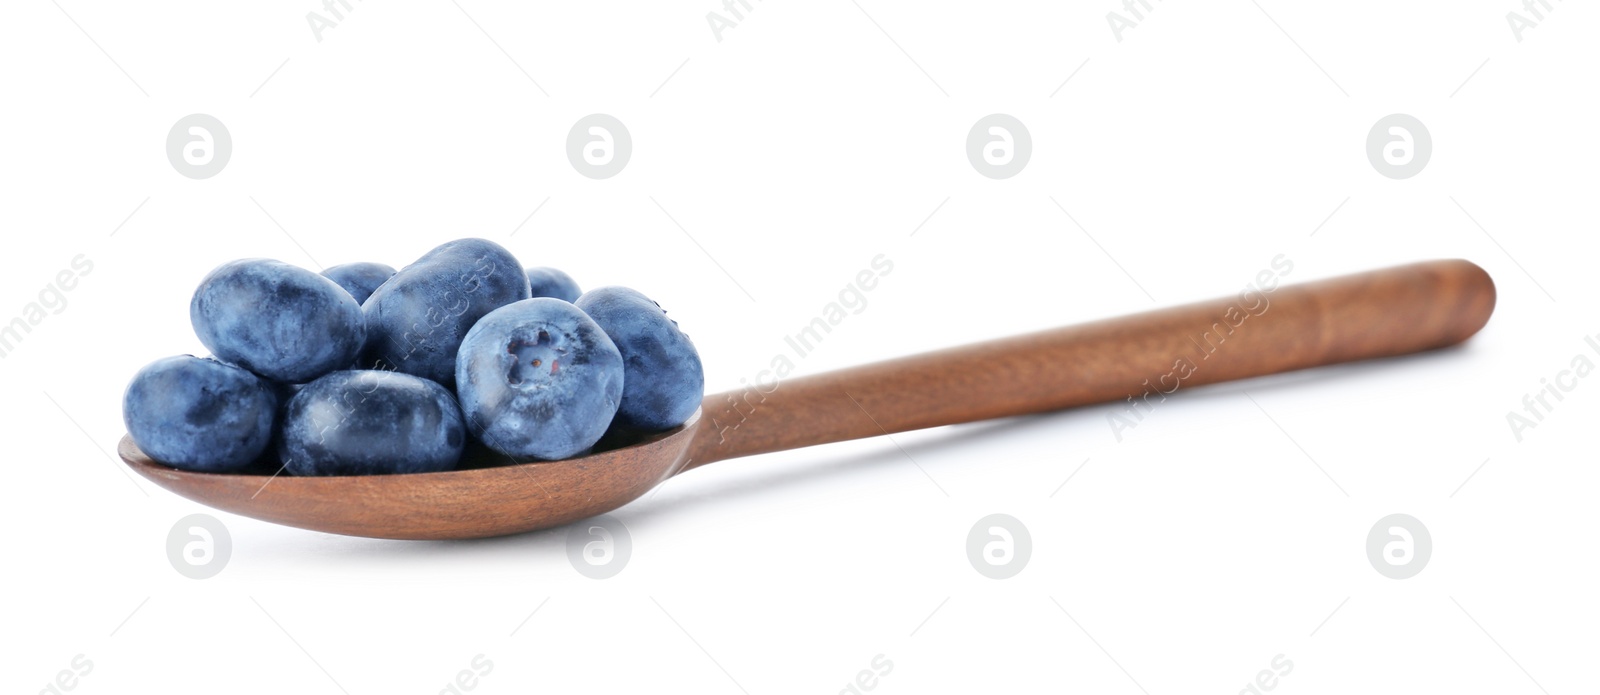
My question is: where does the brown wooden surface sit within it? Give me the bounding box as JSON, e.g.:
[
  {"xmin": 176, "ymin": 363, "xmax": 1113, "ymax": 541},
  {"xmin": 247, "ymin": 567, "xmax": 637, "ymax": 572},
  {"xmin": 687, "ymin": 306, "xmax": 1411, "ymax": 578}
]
[
  {"xmin": 119, "ymin": 418, "xmax": 696, "ymax": 540},
  {"xmin": 685, "ymin": 258, "xmax": 1494, "ymax": 467},
  {"xmin": 121, "ymin": 259, "xmax": 1495, "ymax": 539}
]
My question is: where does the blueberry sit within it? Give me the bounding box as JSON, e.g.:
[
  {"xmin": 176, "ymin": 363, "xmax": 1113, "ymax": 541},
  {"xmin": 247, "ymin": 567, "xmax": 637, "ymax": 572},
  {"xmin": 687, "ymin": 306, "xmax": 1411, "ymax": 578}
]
[
  {"xmin": 321, "ymin": 262, "xmax": 396, "ymax": 305},
  {"xmin": 191, "ymin": 258, "xmax": 366, "ymax": 383},
  {"xmin": 525, "ymin": 266, "xmax": 582, "ymax": 303},
  {"xmin": 279, "ymin": 370, "xmax": 466, "ymax": 476},
  {"xmin": 362, "ymin": 238, "xmax": 529, "ymax": 388},
  {"xmin": 122, "ymin": 355, "xmax": 277, "ymax": 472},
  {"xmin": 455, "ymin": 298, "xmax": 624, "ymax": 460},
  {"xmin": 576, "ymin": 287, "xmax": 705, "ymax": 431}
]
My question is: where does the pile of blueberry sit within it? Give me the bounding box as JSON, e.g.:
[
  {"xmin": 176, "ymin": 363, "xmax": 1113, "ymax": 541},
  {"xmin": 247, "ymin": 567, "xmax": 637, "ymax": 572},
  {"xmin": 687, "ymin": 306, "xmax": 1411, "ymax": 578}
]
[{"xmin": 122, "ymin": 238, "xmax": 704, "ymax": 476}]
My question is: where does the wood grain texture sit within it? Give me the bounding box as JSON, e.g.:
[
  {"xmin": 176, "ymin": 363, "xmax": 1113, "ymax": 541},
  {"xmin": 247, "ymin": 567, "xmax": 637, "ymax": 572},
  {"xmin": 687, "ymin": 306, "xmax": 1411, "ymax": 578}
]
[
  {"xmin": 120, "ymin": 418, "xmax": 696, "ymax": 540},
  {"xmin": 685, "ymin": 259, "xmax": 1494, "ymax": 467},
  {"xmin": 121, "ymin": 259, "xmax": 1494, "ymax": 539}
]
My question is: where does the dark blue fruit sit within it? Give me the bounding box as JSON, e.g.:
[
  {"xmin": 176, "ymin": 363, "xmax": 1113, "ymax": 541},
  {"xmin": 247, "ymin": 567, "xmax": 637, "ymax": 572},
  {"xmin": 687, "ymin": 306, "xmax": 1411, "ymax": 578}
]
[
  {"xmin": 362, "ymin": 238, "xmax": 529, "ymax": 388},
  {"xmin": 279, "ymin": 370, "xmax": 466, "ymax": 476},
  {"xmin": 525, "ymin": 266, "xmax": 582, "ymax": 303},
  {"xmin": 321, "ymin": 262, "xmax": 396, "ymax": 305},
  {"xmin": 191, "ymin": 258, "xmax": 366, "ymax": 383},
  {"xmin": 455, "ymin": 298, "xmax": 624, "ymax": 460},
  {"xmin": 122, "ymin": 355, "xmax": 277, "ymax": 472},
  {"xmin": 576, "ymin": 287, "xmax": 705, "ymax": 431}
]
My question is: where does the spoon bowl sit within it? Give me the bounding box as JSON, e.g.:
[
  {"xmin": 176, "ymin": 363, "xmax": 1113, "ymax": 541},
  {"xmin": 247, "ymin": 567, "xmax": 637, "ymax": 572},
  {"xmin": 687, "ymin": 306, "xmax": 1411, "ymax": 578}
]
[
  {"xmin": 118, "ymin": 261, "xmax": 1497, "ymax": 540},
  {"xmin": 120, "ymin": 411, "xmax": 701, "ymax": 540}
]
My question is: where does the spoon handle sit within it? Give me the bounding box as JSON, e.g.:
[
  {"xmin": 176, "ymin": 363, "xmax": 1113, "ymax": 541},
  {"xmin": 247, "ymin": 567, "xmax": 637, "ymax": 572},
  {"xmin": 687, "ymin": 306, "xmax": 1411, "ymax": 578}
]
[{"xmin": 684, "ymin": 259, "xmax": 1495, "ymax": 468}]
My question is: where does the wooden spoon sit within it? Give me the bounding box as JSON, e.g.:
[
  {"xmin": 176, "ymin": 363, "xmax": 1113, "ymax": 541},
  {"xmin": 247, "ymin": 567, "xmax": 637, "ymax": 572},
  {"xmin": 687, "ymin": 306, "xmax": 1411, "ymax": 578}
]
[{"xmin": 120, "ymin": 259, "xmax": 1495, "ymax": 540}]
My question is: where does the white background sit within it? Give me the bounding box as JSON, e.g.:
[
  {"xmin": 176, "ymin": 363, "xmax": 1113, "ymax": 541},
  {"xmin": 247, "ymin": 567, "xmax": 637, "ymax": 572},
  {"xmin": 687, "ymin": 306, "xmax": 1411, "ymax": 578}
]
[{"xmin": 3, "ymin": 1, "xmax": 1597, "ymax": 692}]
